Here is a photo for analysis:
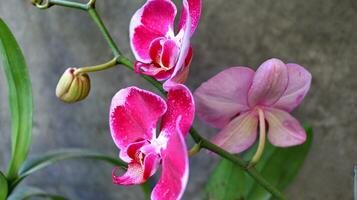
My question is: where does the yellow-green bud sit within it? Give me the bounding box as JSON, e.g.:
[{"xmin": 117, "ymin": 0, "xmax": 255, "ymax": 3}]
[{"xmin": 55, "ymin": 68, "xmax": 91, "ymax": 103}]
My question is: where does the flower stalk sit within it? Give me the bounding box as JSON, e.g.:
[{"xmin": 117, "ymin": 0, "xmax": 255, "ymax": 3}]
[
  {"xmin": 74, "ymin": 57, "xmax": 118, "ymax": 75},
  {"xmin": 188, "ymin": 142, "xmax": 202, "ymax": 157},
  {"xmin": 33, "ymin": 1, "xmax": 288, "ymax": 199}
]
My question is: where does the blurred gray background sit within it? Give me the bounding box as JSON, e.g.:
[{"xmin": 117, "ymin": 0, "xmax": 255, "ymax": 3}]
[{"xmin": 0, "ymin": 0, "xmax": 356, "ymax": 199}]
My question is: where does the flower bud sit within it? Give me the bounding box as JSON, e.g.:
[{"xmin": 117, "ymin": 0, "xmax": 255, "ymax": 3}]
[{"xmin": 55, "ymin": 68, "xmax": 90, "ymax": 103}]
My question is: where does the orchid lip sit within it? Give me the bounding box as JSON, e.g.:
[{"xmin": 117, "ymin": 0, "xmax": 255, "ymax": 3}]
[{"xmin": 158, "ymin": 62, "xmax": 173, "ymax": 71}]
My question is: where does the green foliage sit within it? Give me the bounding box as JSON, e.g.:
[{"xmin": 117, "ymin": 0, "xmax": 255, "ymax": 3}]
[
  {"xmin": 0, "ymin": 18, "xmax": 33, "ymax": 181},
  {"xmin": 0, "ymin": 172, "xmax": 8, "ymax": 200},
  {"xmin": 7, "ymin": 149, "xmax": 126, "ymax": 188},
  {"xmin": 205, "ymin": 126, "xmax": 313, "ymax": 200},
  {"xmin": 7, "ymin": 187, "xmax": 68, "ymax": 200},
  {"xmin": 8, "ymin": 149, "xmax": 127, "ymax": 189}
]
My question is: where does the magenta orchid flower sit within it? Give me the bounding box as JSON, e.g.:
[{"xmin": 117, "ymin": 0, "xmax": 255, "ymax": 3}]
[
  {"xmin": 130, "ymin": 0, "xmax": 201, "ymax": 90},
  {"xmin": 194, "ymin": 58, "xmax": 311, "ymax": 161},
  {"xmin": 109, "ymin": 85, "xmax": 195, "ymax": 200}
]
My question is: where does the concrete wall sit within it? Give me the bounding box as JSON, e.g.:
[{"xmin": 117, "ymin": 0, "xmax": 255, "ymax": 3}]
[{"xmin": 0, "ymin": 0, "xmax": 356, "ymax": 199}]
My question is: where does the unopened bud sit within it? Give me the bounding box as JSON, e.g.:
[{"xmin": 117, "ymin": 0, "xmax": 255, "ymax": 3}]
[{"xmin": 56, "ymin": 68, "xmax": 90, "ymax": 103}]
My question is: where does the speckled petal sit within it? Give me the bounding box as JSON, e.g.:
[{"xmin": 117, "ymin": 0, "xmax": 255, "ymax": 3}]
[
  {"xmin": 109, "ymin": 87, "xmax": 167, "ymax": 151},
  {"xmin": 130, "ymin": 0, "xmax": 177, "ymax": 62},
  {"xmin": 161, "ymin": 84, "xmax": 195, "ymax": 137},
  {"xmin": 152, "ymin": 120, "xmax": 188, "ymax": 200},
  {"xmin": 178, "ymin": 0, "xmax": 201, "ymax": 36}
]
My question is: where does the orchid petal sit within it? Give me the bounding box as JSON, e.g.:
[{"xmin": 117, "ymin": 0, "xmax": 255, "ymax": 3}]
[
  {"xmin": 143, "ymin": 153, "xmax": 161, "ymax": 181},
  {"xmin": 137, "ymin": 38, "xmax": 181, "ymax": 81},
  {"xmin": 130, "ymin": 26, "xmax": 163, "ymax": 63},
  {"xmin": 135, "ymin": 60, "xmax": 175, "ymax": 81},
  {"xmin": 248, "ymin": 58, "xmax": 289, "ymax": 107},
  {"xmin": 273, "ymin": 63, "xmax": 312, "ymax": 112},
  {"xmin": 149, "ymin": 37, "xmax": 165, "ymax": 64},
  {"xmin": 194, "ymin": 67, "xmax": 255, "ymax": 128},
  {"xmin": 112, "ymin": 153, "xmax": 160, "ymax": 185},
  {"xmin": 130, "ymin": 0, "xmax": 177, "ymax": 62},
  {"xmin": 153, "ymin": 68, "xmax": 176, "ymax": 81},
  {"xmin": 163, "ymin": 0, "xmax": 191, "ymax": 91},
  {"xmin": 126, "ymin": 140, "xmax": 150, "ymax": 162},
  {"xmin": 178, "ymin": 0, "xmax": 202, "ymax": 36},
  {"xmin": 265, "ymin": 108, "xmax": 306, "ymax": 147},
  {"xmin": 112, "ymin": 163, "xmax": 144, "ymax": 185},
  {"xmin": 135, "ymin": 62, "xmax": 166, "ymax": 76},
  {"xmin": 152, "ymin": 120, "xmax": 188, "ymax": 200},
  {"xmin": 161, "ymin": 40, "xmax": 180, "ymax": 68},
  {"xmin": 212, "ymin": 110, "xmax": 259, "ymax": 154},
  {"xmin": 161, "ymin": 84, "xmax": 195, "ymax": 137},
  {"xmin": 168, "ymin": 46, "xmax": 193, "ymax": 84},
  {"xmin": 120, "ymin": 140, "xmax": 147, "ymax": 163},
  {"xmin": 109, "ymin": 87, "xmax": 167, "ymax": 151}
]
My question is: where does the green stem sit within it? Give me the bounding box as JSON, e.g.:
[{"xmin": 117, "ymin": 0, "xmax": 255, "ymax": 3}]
[
  {"xmin": 74, "ymin": 57, "xmax": 118, "ymax": 75},
  {"xmin": 118, "ymin": 57, "xmax": 167, "ymax": 95},
  {"xmin": 141, "ymin": 181, "xmax": 152, "ymax": 200},
  {"xmin": 48, "ymin": 0, "xmax": 88, "ymax": 10},
  {"xmin": 88, "ymin": 8, "xmax": 121, "ymax": 57},
  {"xmin": 35, "ymin": 2, "xmax": 287, "ymax": 200},
  {"xmin": 188, "ymin": 142, "xmax": 202, "ymax": 157}
]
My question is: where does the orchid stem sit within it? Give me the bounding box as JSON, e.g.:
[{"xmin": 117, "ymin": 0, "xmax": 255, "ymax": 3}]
[
  {"xmin": 49, "ymin": 0, "xmax": 88, "ymax": 10},
  {"xmin": 33, "ymin": 0, "xmax": 88, "ymax": 10},
  {"xmin": 34, "ymin": 2, "xmax": 287, "ymax": 200},
  {"xmin": 141, "ymin": 181, "xmax": 152, "ymax": 200},
  {"xmin": 87, "ymin": 8, "xmax": 121, "ymax": 57},
  {"xmin": 188, "ymin": 142, "xmax": 202, "ymax": 156},
  {"xmin": 118, "ymin": 57, "xmax": 167, "ymax": 95},
  {"xmin": 74, "ymin": 57, "xmax": 118, "ymax": 75}
]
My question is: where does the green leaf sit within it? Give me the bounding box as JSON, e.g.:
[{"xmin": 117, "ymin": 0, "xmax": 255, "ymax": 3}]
[
  {"xmin": 0, "ymin": 18, "xmax": 33, "ymax": 181},
  {"xmin": 10, "ymin": 149, "xmax": 127, "ymax": 189},
  {"xmin": 8, "ymin": 186, "xmax": 68, "ymax": 200},
  {"xmin": 205, "ymin": 126, "xmax": 313, "ymax": 200},
  {"xmin": 0, "ymin": 171, "xmax": 8, "ymax": 200},
  {"xmin": 205, "ymin": 158, "xmax": 252, "ymax": 200}
]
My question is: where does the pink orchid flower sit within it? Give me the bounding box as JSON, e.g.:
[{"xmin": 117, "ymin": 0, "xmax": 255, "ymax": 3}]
[
  {"xmin": 194, "ymin": 58, "xmax": 311, "ymax": 160},
  {"xmin": 109, "ymin": 85, "xmax": 195, "ymax": 200},
  {"xmin": 130, "ymin": 0, "xmax": 201, "ymax": 90}
]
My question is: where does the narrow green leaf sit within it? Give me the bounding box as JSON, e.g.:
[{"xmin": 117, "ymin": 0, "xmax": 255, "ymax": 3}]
[
  {"xmin": 205, "ymin": 126, "xmax": 313, "ymax": 200},
  {"xmin": 10, "ymin": 149, "xmax": 126, "ymax": 189},
  {"xmin": 0, "ymin": 171, "xmax": 8, "ymax": 200},
  {"xmin": 0, "ymin": 18, "xmax": 33, "ymax": 181},
  {"xmin": 8, "ymin": 186, "xmax": 68, "ymax": 200}
]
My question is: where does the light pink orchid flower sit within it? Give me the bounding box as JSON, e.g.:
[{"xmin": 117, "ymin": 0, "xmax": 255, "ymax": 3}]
[
  {"xmin": 109, "ymin": 85, "xmax": 195, "ymax": 200},
  {"xmin": 194, "ymin": 58, "xmax": 311, "ymax": 159},
  {"xmin": 130, "ymin": 0, "xmax": 201, "ymax": 90}
]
